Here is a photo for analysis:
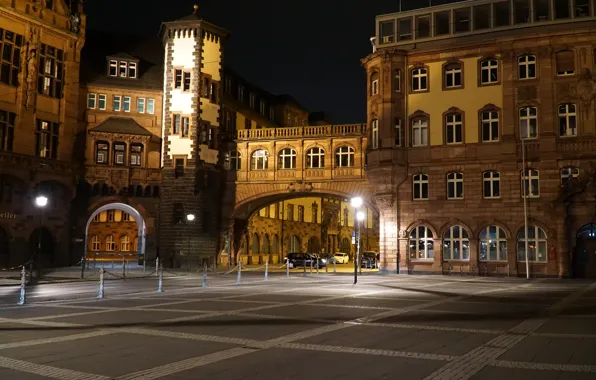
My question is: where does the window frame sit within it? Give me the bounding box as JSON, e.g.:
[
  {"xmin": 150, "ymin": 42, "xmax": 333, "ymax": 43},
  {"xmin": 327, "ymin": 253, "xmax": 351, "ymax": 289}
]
[
  {"xmin": 480, "ymin": 107, "xmax": 500, "ymax": 142},
  {"xmin": 371, "ymin": 119, "xmax": 379, "ymax": 149},
  {"xmin": 411, "ymin": 67, "xmax": 429, "ymax": 92},
  {"xmin": 444, "ymin": 111, "xmax": 464, "ymax": 145},
  {"xmin": 113, "ymin": 142, "xmax": 126, "ymax": 166},
  {"xmin": 130, "ymin": 144, "xmax": 143, "ymax": 166},
  {"xmin": 98, "ymin": 94, "xmax": 107, "ymax": 110},
  {"xmin": 479, "ymin": 225, "xmax": 508, "ymax": 262},
  {"xmin": 479, "ymin": 57, "xmax": 499, "ymax": 86},
  {"xmin": 38, "ymin": 43, "xmax": 65, "ymax": 99},
  {"xmin": 370, "ymin": 71, "xmax": 380, "ymax": 96},
  {"xmin": 174, "ymin": 68, "xmax": 191, "ymax": 92},
  {"xmin": 91, "ymin": 236, "xmax": 100, "ymax": 251},
  {"xmin": 229, "ymin": 150, "xmax": 241, "ymax": 170},
  {"xmin": 446, "ymin": 172, "xmax": 464, "ymax": 200},
  {"xmin": 521, "ymin": 168, "xmax": 540, "ymax": 198},
  {"xmin": 555, "ymin": 50, "xmax": 575, "ymax": 76},
  {"xmin": 147, "ymin": 98, "xmax": 155, "ymax": 114},
  {"xmin": 519, "ymin": 106, "xmax": 538, "ymax": 139},
  {"xmin": 95, "ymin": 141, "xmax": 109, "ymax": 164},
  {"xmin": 560, "ymin": 166, "xmax": 579, "ymax": 186},
  {"xmin": 35, "ymin": 119, "xmax": 59, "ymax": 159},
  {"xmin": 558, "ymin": 103, "xmax": 577, "ymax": 137},
  {"xmin": 122, "ymin": 96, "xmax": 131, "ymax": 112},
  {"xmin": 306, "ymin": 147, "xmax": 325, "ymax": 169},
  {"xmin": 251, "ymin": 149, "xmax": 269, "ymax": 170},
  {"xmin": 87, "ymin": 93, "xmax": 96, "ymax": 109},
  {"xmin": 518, "ymin": 54, "xmax": 537, "ymax": 80},
  {"xmin": 278, "ymin": 148, "xmax": 297, "ymax": 170},
  {"xmin": 443, "ymin": 225, "xmax": 470, "ymax": 261},
  {"xmin": 0, "ymin": 29, "xmax": 24, "ymax": 88},
  {"xmin": 0, "ymin": 110, "xmax": 16, "ymax": 152},
  {"xmin": 121, "ymin": 235, "xmax": 130, "ymax": 252},
  {"xmin": 409, "ymin": 225, "xmax": 434, "ymax": 260},
  {"xmin": 517, "ymin": 225, "xmax": 548, "ymax": 262},
  {"xmin": 334, "ymin": 146, "xmax": 355, "ymax": 168},
  {"xmin": 137, "ymin": 97, "xmax": 145, "ymax": 113},
  {"xmin": 395, "ymin": 118, "xmax": 402, "ymax": 147},
  {"xmin": 105, "ymin": 235, "xmax": 115, "ymax": 252},
  {"xmin": 411, "ymin": 117, "xmax": 429, "ymax": 147},
  {"xmin": 443, "ymin": 61, "xmax": 463, "ymax": 90},
  {"xmin": 113, "ymin": 95, "xmax": 121, "ymax": 111},
  {"xmin": 483, "ymin": 171, "xmax": 501, "ymax": 199},
  {"xmin": 413, "ymin": 173, "xmax": 429, "ymax": 200},
  {"xmin": 394, "ymin": 69, "xmax": 401, "ymax": 92}
]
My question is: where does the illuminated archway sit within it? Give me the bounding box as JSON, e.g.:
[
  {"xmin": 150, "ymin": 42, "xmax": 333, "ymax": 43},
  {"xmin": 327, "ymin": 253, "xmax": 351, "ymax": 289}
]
[{"xmin": 84, "ymin": 203, "xmax": 146, "ymax": 264}]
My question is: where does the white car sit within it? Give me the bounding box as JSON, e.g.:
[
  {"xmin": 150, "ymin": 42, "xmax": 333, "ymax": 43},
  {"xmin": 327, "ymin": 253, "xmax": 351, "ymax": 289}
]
[{"xmin": 333, "ymin": 252, "xmax": 350, "ymax": 264}]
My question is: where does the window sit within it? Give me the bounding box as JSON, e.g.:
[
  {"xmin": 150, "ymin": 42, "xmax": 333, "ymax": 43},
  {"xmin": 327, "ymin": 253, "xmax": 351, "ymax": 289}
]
[
  {"xmin": 483, "ymin": 171, "xmax": 501, "ymax": 198},
  {"xmin": 370, "ymin": 72, "xmax": 379, "ymax": 96},
  {"xmin": 147, "ymin": 98, "xmax": 155, "ymax": 114},
  {"xmin": 0, "ymin": 111, "xmax": 15, "ymax": 152},
  {"xmin": 454, "ymin": 7, "xmax": 471, "ymax": 33},
  {"xmin": 520, "ymin": 107, "xmax": 538, "ymax": 138},
  {"xmin": 96, "ymin": 142, "xmax": 109, "ymax": 164},
  {"xmin": 514, "ymin": 0, "xmax": 531, "ymax": 23},
  {"xmin": 260, "ymin": 100, "xmax": 266, "ymax": 115},
  {"xmin": 229, "ymin": 150, "xmax": 241, "ymax": 170},
  {"xmin": 444, "ymin": 63, "xmax": 462, "ymax": 88},
  {"xmin": 210, "ymin": 82, "xmax": 217, "ymax": 103},
  {"xmin": 35, "ymin": 119, "xmax": 59, "ymax": 159},
  {"xmin": 343, "ymin": 208, "xmax": 349, "ymax": 226},
  {"xmin": 278, "ymin": 148, "xmax": 297, "ymax": 169},
  {"xmin": 371, "ymin": 119, "xmax": 379, "ymax": 149},
  {"xmin": 98, "ymin": 94, "xmax": 106, "ymax": 110},
  {"xmin": 447, "ymin": 172, "xmax": 464, "ymax": 199},
  {"xmin": 409, "ymin": 226, "xmax": 434, "ymax": 259},
  {"xmin": 0, "ymin": 29, "xmax": 24, "ymax": 87},
  {"xmin": 480, "ymin": 59, "xmax": 498, "ymax": 84},
  {"xmin": 182, "ymin": 117, "xmax": 189, "ymax": 137},
  {"xmin": 411, "ymin": 68, "xmax": 428, "ymax": 91},
  {"xmin": 119, "ymin": 61, "xmax": 127, "ymax": 77},
  {"xmin": 249, "ymin": 93, "xmax": 256, "ymax": 108},
  {"xmin": 575, "ymin": 0, "xmax": 590, "ymax": 17},
  {"xmin": 298, "ymin": 206, "xmax": 304, "ymax": 222},
  {"xmin": 518, "ymin": 55, "xmax": 536, "ymax": 80},
  {"xmin": 481, "ymin": 110, "xmax": 499, "ymax": 142},
  {"xmin": 174, "ymin": 69, "xmax": 191, "ymax": 91},
  {"xmin": 172, "ymin": 115, "xmax": 189, "ymax": 137},
  {"xmin": 106, "ymin": 235, "xmax": 115, "ymax": 251},
  {"xmin": 435, "ymin": 10, "xmax": 451, "ymax": 35},
  {"xmin": 411, "ymin": 119, "xmax": 428, "ymax": 147},
  {"xmin": 335, "ymin": 146, "xmax": 354, "ymax": 168},
  {"xmin": 443, "ymin": 225, "xmax": 470, "ymax": 260},
  {"xmin": 87, "ymin": 93, "xmax": 96, "ymax": 109},
  {"xmin": 224, "ymin": 77, "xmax": 232, "ymax": 93},
  {"xmin": 473, "ymin": 4, "xmax": 491, "ymax": 30},
  {"xmin": 398, "ymin": 17, "xmax": 413, "ymax": 41},
  {"xmin": 173, "ymin": 203, "xmax": 185, "ymax": 224},
  {"xmin": 416, "ymin": 15, "xmax": 431, "ymax": 38},
  {"xmin": 113, "ymin": 143, "xmax": 126, "ymax": 165},
  {"xmin": 556, "ymin": 50, "xmax": 575, "ymax": 76},
  {"xmin": 480, "ymin": 226, "xmax": 507, "ymax": 261},
  {"xmin": 521, "ymin": 168, "xmax": 540, "ymax": 198},
  {"xmin": 554, "ymin": 0, "xmax": 571, "ymax": 19},
  {"xmin": 109, "ymin": 60, "xmax": 117, "ymax": 76},
  {"xmin": 121, "ymin": 236, "xmax": 130, "ymax": 252},
  {"xmin": 123, "ymin": 96, "xmax": 131, "ymax": 112},
  {"xmin": 238, "ymin": 85, "xmax": 245, "ymax": 102},
  {"xmin": 91, "ymin": 236, "xmax": 100, "ymax": 251},
  {"xmin": 122, "ymin": 212, "xmax": 131, "ymax": 222},
  {"xmin": 559, "ymin": 104, "xmax": 577, "ymax": 137},
  {"xmin": 251, "ymin": 149, "xmax": 269, "ymax": 170},
  {"xmin": 517, "ymin": 225, "xmax": 547, "ymax": 262},
  {"xmin": 394, "ymin": 118, "xmax": 402, "ymax": 147},
  {"xmin": 561, "ymin": 167, "xmax": 579, "ymax": 186},
  {"xmin": 306, "ymin": 147, "xmax": 325, "ymax": 169},
  {"xmin": 38, "ymin": 44, "xmax": 64, "ymax": 98},
  {"xmin": 413, "ymin": 174, "xmax": 429, "ymax": 200},
  {"xmin": 394, "ymin": 70, "xmax": 401, "ymax": 92},
  {"xmin": 287, "ymin": 204, "xmax": 294, "ymax": 221},
  {"xmin": 379, "ymin": 20, "xmax": 395, "ymax": 43},
  {"xmin": 174, "ymin": 158, "xmax": 185, "ymax": 178},
  {"xmin": 129, "ymin": 62, "xmax": 137, "ymax": 78},
  {"xmin": 494, "ymin": 0, "xmax": 511, "ymax": 26},
  {"xmin": 137, "ymin": 98, "xmax": 145, "ymax": 113},
  {"xmin": 534, "ymin": 0, "xmax": 550, "ymax": 21},
  {"xmin": 445, "ymin": 113, "xmax": 463, "ymax": 144},
  {"xmin": 113, "ymin": 95, "xmax": 121, "ymax": 111},
  {"xmin": 269, "ymin": 108, "xmax": 275, "ymax": 120},
  {"xmin": 130, "ymin": 145, "xmax": 142, "ymax": 166}
]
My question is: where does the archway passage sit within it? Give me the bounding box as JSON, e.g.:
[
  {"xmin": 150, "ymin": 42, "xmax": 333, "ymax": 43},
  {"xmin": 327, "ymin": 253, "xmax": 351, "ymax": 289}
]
[
  {"xmin": 29, "ymin": 228, "xmax": 55, "ymax": 267},
  {"xmin": 85, "ymin": 203, "xmax": 146, "ymax": 266},
  {"xmin": 573, "ymin": 223, "xmax": 596, "ymax": 278},
  {"xmin": 307, "ymin": 236, "xmax": 320, "ymax": 253},
  {"xmin": 0, "ymin": 226, "xmax": 9, "ymax": 267}
]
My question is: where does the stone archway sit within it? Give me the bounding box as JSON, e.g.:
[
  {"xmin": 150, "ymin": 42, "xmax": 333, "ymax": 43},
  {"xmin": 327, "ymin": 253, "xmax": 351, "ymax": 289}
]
[
  {"xmin": 84, "ymin": 203, "xmax": 146, "ymax": 265},
  {"xmin": 573, "ymin": 223, "xmax": 596, "ymax": 278}
]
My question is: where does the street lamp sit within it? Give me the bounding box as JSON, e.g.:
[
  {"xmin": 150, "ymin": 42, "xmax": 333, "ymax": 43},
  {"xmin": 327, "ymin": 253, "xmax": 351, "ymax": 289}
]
[
  {"xmin": 350, "ymin": 197, "xmax": 363, "ymax": 284},
  {"xmin": 186, "ymin": 214, "xmax": 195, "ymax": 269},
  {"xmin": 357, "ymin": 211, "xmax": 365, "ymax": 275},
  {"xmin": 34, "ymin": 195, "xmax": 48, "ymax": 280}
]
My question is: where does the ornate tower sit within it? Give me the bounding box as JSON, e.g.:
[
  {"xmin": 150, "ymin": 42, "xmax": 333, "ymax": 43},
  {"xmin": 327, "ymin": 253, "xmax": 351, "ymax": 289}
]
[{"xmin": 159, "ymin": 5, "xmax": 229, "ymax": 267}]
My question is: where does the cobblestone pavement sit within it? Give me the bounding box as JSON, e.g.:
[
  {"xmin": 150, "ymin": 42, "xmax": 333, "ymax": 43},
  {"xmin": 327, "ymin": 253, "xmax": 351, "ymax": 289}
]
[{"xmin": 0, "ymin": 271, "xmax": 595, "ymax": 379}]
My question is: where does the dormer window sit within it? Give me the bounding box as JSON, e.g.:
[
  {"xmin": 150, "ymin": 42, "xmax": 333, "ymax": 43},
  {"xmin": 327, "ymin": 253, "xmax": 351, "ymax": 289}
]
[{"xmin": 108, "ymin": 59, "xmax": 138, "ymax": 79}]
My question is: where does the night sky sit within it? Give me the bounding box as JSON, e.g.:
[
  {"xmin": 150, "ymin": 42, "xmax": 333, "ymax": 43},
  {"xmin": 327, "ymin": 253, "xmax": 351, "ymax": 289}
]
[{"xmin": 85, "ymin": 0, "xmax": 454, "ymax": 124}]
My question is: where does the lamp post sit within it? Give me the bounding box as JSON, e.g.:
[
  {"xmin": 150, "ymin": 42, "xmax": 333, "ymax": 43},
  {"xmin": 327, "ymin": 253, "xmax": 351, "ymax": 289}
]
[
  {"xmin": 350, "ymin": 196, "xmax": 363, "ymax": 284},
  {"xmin": 186, "ymin": 214, "xmax": 195, "ymax": 270},
  {"xmin": 34, "ymin": 195, "xmax": 48, "ymax": 280},
  {"xmin": 357, "ymin": 211, "xmax": 365, "ymax": 275}
]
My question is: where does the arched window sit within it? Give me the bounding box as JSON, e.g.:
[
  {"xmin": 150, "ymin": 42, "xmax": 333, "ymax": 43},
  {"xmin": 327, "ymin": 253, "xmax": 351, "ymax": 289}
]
[
  {"xmin": 306, "ymin": 147, "xmax": 325, "ymax": 169},
  {"xmin": 121, "ymin": 235, "xmax": 130, "ymax": 252},
  {"xmin": 371, "ymin": 119, "xmax": 379, "ymax": 149},
  {"xmin": 409, "ymin": 226, "xmax": 434, "ymax": 259},
  {"xmin": 290, "ymin": 235, "xmax": 301, "ymax": 252},
  {"xmin": 443, "ymin": 225, "xmax": 470, "ymax": 260},
  {"xmin": 413, "ymin": 174, "xmax": 429, "ymax": 200},
  {"xmin": 278, "ymin": 148, "xmax": 297, "ymax": 169},
  {"xmin": 263, "ymin": 234, "xmax": 271, "ymax": 255},
  {"xmin": 370, "ymin": 71, "xmax": 379, "ymax": 96},
  {"xmin": 105, "ymin": 235, "xmax": 115, "ymax": 252},
  {"xmin": 251, "ymin": 149, "xmax": 269, "ymax": 170},
  {"xmin": 335, "ymin": 146, "xmax": 354, "ymax": 168},
  {"xmin": 517, "ymin": 225, "xmax": 547, "ymax": 262},
  {"xmin": 91, "ymin": 236, "xmax": 100, "ymax": 251},
  {"xmin": 229, "ymin": 150, "xmax": 241, "ymax": 170},
  {"xmin": 480, "ymin": 226, "xmax": 507, "ymax": 261}
]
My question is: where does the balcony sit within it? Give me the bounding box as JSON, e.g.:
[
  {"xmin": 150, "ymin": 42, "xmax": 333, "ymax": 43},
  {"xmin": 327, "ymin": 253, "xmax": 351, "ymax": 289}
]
[{"xmin": 237, "ymin": 124, "xmax": 367, "ymax": 140}]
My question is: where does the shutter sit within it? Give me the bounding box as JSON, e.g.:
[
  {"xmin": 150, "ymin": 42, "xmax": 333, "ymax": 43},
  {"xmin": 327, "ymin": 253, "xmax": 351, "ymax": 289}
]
[{"xmin": 556, "ymin": 50, "xmax": 575, "ymax": 73}]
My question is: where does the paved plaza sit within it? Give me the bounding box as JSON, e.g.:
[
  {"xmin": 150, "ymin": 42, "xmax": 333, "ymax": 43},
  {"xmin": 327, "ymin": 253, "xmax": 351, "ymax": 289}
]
[{"xmin": 0, "ymin": 272, "xmax": 595, "ymax": 379}]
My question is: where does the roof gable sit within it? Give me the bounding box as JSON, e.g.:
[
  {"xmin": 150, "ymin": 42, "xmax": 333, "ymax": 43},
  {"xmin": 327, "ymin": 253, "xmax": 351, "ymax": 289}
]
[{"xmin": 90, "ymin": 117, "xmax": 152, "ymax": 136}]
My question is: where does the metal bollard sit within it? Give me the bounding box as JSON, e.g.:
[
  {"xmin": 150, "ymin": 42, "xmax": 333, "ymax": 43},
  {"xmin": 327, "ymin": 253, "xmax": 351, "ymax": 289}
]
[
  {"xmin": 122, "ymin": 257, "xmax": 126, "ymax": 279},
  {"xmin": 310, "ymin": 259, "xmax": 313, "ymax": 274},
  {"xmin": 316, "ymin": 259, "xmax": 319, "ymax": 274},
  {"xmin": 333, "ymin": 258, "xmax": 336, "ymax": 273},
  {"xmin": 325, "ymin": 258, "xmax": 328, "ymax": 273},
  {"xmin": 157, "ymin": 264, "xmax": 164, "ymax": 292},
  {"xmin": 236, "ymin": 262, "xmax": 242, "ymax": 284},
  {"xmin": 264, "ymin": 261, "xmax": 269, "ymax": 281},
  {"xmin": 156, "ymin": 257, "xmax": 159, "ymax": 277},
  {"xmin": 98, "ymin": 266, "xmax": 105, "ymax": 299},
  {"xmin": 17, "ymin": 266, "xmax": 26, "ymax": 305},
  {"xmin": 303, "ymin": 260, "xmax": 306, "ymax": 277},
  {"xmin": 286, "ymin": 261, "xmax": 290, "ymax": 279},
  {"xmin": 202, "ymin": 266, "xmax": 207, "ymax": 288},
  {"xmin": 80, "ymin": 256, "xmax": 86, "ymax": 279}
]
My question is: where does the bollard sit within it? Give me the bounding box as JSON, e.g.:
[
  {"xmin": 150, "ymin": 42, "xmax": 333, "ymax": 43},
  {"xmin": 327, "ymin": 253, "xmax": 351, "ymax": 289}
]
[
  {"xmin": 157, "ymin": 264, "xmax": 164, "ymax": 292},
  {"xmin": 310, "ymin": 259, "xmax": 313, "ymax": 274},
  {"xmin": 316, "ymin": 259, "xmax": 319, "ymax": 274},
  {"xmin": 303, "ymin": 260, "xmax": 306, "ymax": 277},
  {"xmin": 80, "ymin": 255, "xmax": 86, "ymax": 279},
  {"xmin": 202, "ymin": 265, "xmax": 207, "ymax": 288},
  {"xmin": 264, "ymin": 261, "xmax": 269, "ymax": 281},
  {"xmin": 286, "ymin": 261, "xmax": 290, "ymax": 279},
  {"xmin": 122, "ymin": 257, "xmax": 126, "ymax": 279},
  {"xmin": 98, "ymin": 266, "xmax": 105, "ymax": 299},
  {"xmin": 156, "ymin": 257, "xmax": 160, "ymax": 277},
  {"xmin": 333, "ymin": 258, "xmax": 336, "ymax": 273},
  {"xmin": 17, "ymin": 266, "xmax": 26, "ymax": 305},
  {"xmin": 325, "ymin": 258, "xmax": 328, "ymax": 273},
  {"xmin": 236, "ymin": 262, "xmax": 242, "ymax": 284}
]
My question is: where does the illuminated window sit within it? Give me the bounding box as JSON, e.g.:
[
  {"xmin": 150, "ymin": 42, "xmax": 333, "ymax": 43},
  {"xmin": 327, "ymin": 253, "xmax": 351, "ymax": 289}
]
[
  {"xmin": 105, "ymin": 235, "xmax": 115, "ymax": 251},
  {"xmin": 479, "ymin": 226, "xmax": 507, "ymax": 261},
  {"xmin": 517, "ymin": 225, "xmax": 547, "ymax": 262},
  {"xmin": 483, "ymin": 171, "xmax": 500, "ymax": 198},
  {"xmin": 446, "ymin": 172, "xmax": 464, "ymax": 199},
  {"xmin": 443, "ymin": 225, "xmax": 470, "ymax": 260},
  {"xmin": 521, "ymin": 168, "xmax": 540, "ymax": 198},
  {"xmin": 91, "ymin": 236, "xmax": 100, "ymax": 251},
  {"xmin": 413, "ymin": 174, "xmax": 428, "ymax": 200},
  {"xmin": 409, "ymin": 226, "xmax": 433, "ymax": 259}
]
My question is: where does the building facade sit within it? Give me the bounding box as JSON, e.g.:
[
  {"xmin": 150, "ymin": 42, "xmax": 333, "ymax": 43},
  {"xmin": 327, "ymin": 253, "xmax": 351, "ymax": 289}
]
[
  {"xmin": 363, "ymin": 0, "xmax": 596, "ymax": 278},
  {"xmin": 0, "ymin": 0, "xmax": 85, "ymax": 268}
]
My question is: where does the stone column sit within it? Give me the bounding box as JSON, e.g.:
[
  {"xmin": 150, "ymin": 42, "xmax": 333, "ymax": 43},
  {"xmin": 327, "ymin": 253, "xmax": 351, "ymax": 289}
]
[
  {"xmin": 375, "ymin": 193, "xmax": 398, "ymax": 274},
  {"xmin": 469, "ymin": 239, "xmax": 479, "ymax": 275},
  {"xmin": 507, "ymin": 238, "xmax": 519, "ymax": 277}
]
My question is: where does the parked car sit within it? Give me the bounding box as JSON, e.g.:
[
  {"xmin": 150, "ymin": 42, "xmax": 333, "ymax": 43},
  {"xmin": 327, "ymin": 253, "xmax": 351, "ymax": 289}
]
[
  {"xmin": 332, "ymin": 252, "xmax": 350, "ymax": 264},
  {"xmin": 360, "ymin": 251, "xmax": 378, "ymax": 269},
  {"xmin": 310, "ymin": 253, "xmax": 328, "ymax": 268},
  {"xmin": 284, "ymin": 253, "xmax": 327, "ymax": 268}
]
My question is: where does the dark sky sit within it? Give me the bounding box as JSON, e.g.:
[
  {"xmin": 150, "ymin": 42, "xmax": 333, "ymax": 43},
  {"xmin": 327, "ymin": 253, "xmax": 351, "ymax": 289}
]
[{"xmin": 85, "ymin": 0, "xmax": 448, "ymax": 124}]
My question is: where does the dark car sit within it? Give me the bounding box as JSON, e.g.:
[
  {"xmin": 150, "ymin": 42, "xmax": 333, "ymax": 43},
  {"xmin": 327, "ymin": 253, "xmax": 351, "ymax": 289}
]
[
  {"xmin": 360, "ymin": 251, "xmax": 378, "ymax": 269},
  {"xmin": 285, "ymin": 253, "xmax": 327, "ymax": 268},
  {"xmin": 309, "ymin": 253, "xmax": 328, "ymax": 268}
]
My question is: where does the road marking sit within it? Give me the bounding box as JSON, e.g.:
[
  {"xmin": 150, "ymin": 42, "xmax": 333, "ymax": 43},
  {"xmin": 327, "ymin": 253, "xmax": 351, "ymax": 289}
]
[
  {"xmin": 491, "ymin": 359, "xmax": 596, "ymax": 372},
  {"xmin": 0, "ymin": 330, "xmax": 116, "ymax": 350},
  {"xmin": 0, "ymin": 355, "xmax": 111, "ymax": 380}
]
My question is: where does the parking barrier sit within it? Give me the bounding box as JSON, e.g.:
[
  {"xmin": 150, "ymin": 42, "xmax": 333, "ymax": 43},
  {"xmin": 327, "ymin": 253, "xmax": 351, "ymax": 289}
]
[
  {"xmin": 264, "ymin": 261, "xmax": 269, "ymax": 281},
  {"xmin": 156, "ymin": 257, "xmax": 159, "ymax": 277},
  {"xmin": 286, "ymin": 261, "xmax": 290, "ymax": 279},
  {"xmin": 157, "ymin": 263, "xmax": 164, "ymax": 293},
  {"xmin": 98, "ymin": 266, "xmax": 105, "ymax": 299},
  {"xmin": 121, "ymin": 257, "xmax": 126, "ymax": 279},
  {"xmin": 303, "ymin": 262, "xmax": 306, "ymax": 277},
  {"xmin": 202, "ymin": 265, "xmax": 207, "ymax": 288},
  {"xmin": 310, "ymin": 260, "xmax": 313, "ymax": 274},
  {"xmin": 236, "ymin": 262, "xmax": 242, "ymax": 284},
  {"xmin": 333, "ymin": 259, "xmax": 336, "ymax": 273},
  {"xmin": 17, "ymin": 266, "xmax": 26, "ymax": 306},
  {"xmin": 316, "ymin": 260, "xmax": 319, "ymax": 274}
]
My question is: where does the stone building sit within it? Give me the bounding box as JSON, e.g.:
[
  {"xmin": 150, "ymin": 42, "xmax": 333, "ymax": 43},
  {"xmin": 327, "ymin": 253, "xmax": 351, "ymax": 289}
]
[
  {"xmin": 0, "ymin": 0, "xmax": 85, "ymax": 268},
  {"xmin": 363, "ymin": 0, "xmax": 596, "ymax": 278}
]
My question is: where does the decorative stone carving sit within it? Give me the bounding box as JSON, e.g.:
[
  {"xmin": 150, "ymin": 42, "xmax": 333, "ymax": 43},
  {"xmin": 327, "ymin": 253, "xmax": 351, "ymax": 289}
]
[
  {"xmin": 398, "ymin": 229, "xmax": 407, "ymax": 238},
  {"xmin": 286, "ymin": 181, "xmax": 313, "ymax": 193},
  {"xmin": 25, "ymin": 26, "xmax": 40, "ymax": 109},
  {"xmin": 569, "ymin": 69, "xmax": 596, "ymax": 108},
  {"xmin": 71, "ymin": 13, "xmax": 81, "ymax": 34}
]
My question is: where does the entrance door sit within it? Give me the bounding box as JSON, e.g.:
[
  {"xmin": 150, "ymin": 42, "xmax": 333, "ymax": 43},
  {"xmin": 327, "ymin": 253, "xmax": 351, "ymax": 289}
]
[{"xmin": 573, "ymin": 224, "xmax": 596, "ymax": 278}]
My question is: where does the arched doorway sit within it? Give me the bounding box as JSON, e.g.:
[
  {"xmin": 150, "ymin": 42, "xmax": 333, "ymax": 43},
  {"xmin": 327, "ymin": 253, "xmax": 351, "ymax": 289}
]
[
  {"xmin": 573, "ymin": 223, "xmax": 596, "ymax": 278},
  {"xmin": 251, "ymin": 233, "xmax": 260, "ymax": 254},
  {"xmin": 0, "ymin": 226, "xmax": 9, "ymax": 267},
  {"xmin": 85, "ymin": 203, "xmax": 146, "ymax": 265},
  {"xmin": 307, "ymin": 236, "xmax": 320, "ymax": 253},
  {"xmin": 29, "ymin": 227, "xmax": 55, "ymax": 266},
  {"xmin": 272, "ymin": 235, "xmax": 279, "ymax": 255},
  {"xmin": 263, "ymin": 234, "xmax": 270, "ymax": 255},
  {"xmin": 289, "ymin": 235, "xmax": 301, "ymax": 252}
]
